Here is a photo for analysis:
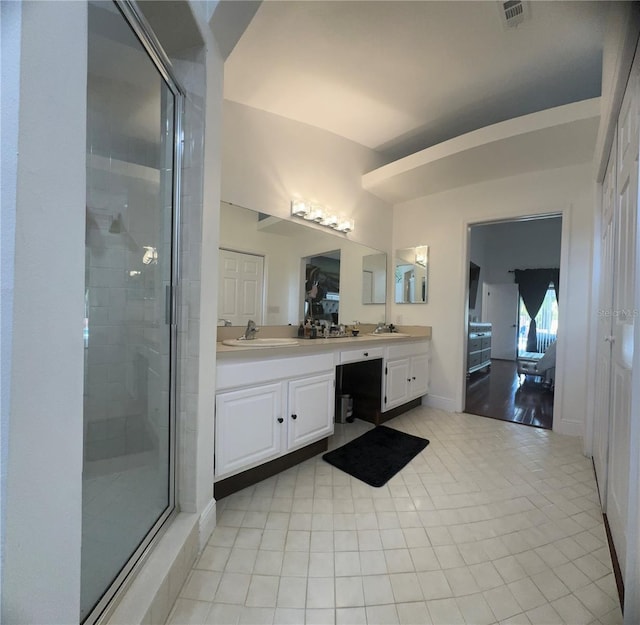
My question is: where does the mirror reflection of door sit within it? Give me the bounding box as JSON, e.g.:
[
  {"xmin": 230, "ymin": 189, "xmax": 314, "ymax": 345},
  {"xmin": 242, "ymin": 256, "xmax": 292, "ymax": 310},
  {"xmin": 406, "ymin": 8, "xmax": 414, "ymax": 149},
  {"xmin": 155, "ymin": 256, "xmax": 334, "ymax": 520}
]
[
  {"xmin": 218, "ymin": 249, "xmax": 264, "ymax": 326},
  {"xmin": 303, "ymin": 252, "xmax": 340, "ymax": 323},
  {"xmin": 362, "ymin": 253, "xmax": 386, "ymax": 304},
  {"xmin": 362, "ymin": 271, "xmax": 373, "ymax": 304}
]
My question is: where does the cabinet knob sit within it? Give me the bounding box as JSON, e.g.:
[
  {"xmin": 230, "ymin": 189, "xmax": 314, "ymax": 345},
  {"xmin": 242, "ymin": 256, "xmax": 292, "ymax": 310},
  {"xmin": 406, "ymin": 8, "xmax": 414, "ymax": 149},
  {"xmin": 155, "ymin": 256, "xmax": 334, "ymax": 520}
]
[
  {"xmin": 277, "ymin": 417, "xmax": 284, "ymax": 423},
  {"xmin": 363, "ymin": 352, "xmax": 368, "ymax": 357},
  {"xmin": 412, "ymin": 376, "xmax": 416, "ymax": 380},
  {"xmin": 291, "ymin": 414, "xmax": 297, "ymax": 420}
]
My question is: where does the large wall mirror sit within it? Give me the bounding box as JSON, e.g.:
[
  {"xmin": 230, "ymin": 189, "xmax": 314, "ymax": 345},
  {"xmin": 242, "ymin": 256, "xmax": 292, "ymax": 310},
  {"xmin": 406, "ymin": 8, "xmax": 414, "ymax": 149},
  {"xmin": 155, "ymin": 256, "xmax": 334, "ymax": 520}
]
[
  {"xmin": 395, "ymin": 246, "xmax": 428, "ymax": 304},
  {"xmin": 219, "ymin": 202, "xmax": 387, "ymax": 326}
]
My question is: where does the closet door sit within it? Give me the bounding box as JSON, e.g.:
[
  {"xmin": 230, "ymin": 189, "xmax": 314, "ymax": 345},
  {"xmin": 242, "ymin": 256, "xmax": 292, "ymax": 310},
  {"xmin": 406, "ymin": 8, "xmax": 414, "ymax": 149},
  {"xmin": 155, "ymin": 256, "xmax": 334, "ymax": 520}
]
[
  {"xmin": 606, "ymin": 65, "xmax": 639, "ymax": 575},
  {"xmin": 593, "ymin": 144, "xmax": 616, "ymax": 506}
]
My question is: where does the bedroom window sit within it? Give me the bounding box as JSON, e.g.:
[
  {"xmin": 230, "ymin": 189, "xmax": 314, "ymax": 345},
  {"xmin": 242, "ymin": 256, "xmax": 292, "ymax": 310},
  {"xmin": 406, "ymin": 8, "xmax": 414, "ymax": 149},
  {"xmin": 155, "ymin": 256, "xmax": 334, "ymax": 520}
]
[{"xmin": 518, "ymin": 284, "xmax": 558, "ymax": 355}]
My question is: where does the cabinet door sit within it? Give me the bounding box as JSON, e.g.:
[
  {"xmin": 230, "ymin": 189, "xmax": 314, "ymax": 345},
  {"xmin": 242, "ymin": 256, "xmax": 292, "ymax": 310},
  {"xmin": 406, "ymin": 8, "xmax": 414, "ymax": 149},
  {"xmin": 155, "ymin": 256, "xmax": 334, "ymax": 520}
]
[
  {"xmin": 384, "ymin": 358, "xmax": 410, "ymax": 410},
  {"xmin": 287, "ymin": 373, "xmax": 334, "ymax": 450},
  {"xmin": 409, "ymin": 354, "xmax": 429, "ymax": 399},
  {"xmin": 215, "ymin": 383, "xmax": 284, "ymax": 477}
]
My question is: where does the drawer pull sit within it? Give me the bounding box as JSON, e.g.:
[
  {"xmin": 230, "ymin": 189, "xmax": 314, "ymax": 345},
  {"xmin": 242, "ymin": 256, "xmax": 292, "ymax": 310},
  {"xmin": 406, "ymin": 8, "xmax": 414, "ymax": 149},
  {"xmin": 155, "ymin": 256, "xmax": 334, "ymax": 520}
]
[
  {"xmin": 291, "ymin": 414, "xmax": 297, "ymax": 420},
  {"xmin": 363, "ymin": 352, "xmax": 368, "ymax": 357},
  {"xmin": 407, "ymin": 378, "xmax": 411, "ymax": 382},
  {"xmin": 277, "ymin": 417, "xmax": 284, "ymax": 423},
  {"xmin": 412, "ymin": 376, "xmax": 416, "ymax": 380}
]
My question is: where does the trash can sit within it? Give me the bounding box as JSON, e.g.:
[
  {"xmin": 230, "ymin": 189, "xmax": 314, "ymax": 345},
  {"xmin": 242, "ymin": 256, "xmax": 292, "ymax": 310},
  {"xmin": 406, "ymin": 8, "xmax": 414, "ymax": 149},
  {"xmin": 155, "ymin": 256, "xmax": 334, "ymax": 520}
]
[{"xmin": 336, "ymin": 394, "xmax": 353, "ymax": 423}]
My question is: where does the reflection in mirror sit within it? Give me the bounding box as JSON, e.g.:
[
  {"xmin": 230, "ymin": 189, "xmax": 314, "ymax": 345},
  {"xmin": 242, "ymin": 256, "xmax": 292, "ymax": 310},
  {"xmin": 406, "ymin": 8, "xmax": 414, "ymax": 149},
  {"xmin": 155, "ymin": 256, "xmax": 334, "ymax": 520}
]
[
  {"xmin": 219, "ymin": 202, "xmax": 387, "ymax": 325},
  {"xmin": 362, "ymin": 253, "xmax": 387, "ymax": 304},
  {"xmin": 304, "ymin": 252, "xmax": 340, "ymax": 323},
  {"xmin": 395, "ymin": 246, "xmax": 428, "ymax": 304},
  {"xmin": 218, "ymin": 248, "xmax": 265, "ymax": 326}
]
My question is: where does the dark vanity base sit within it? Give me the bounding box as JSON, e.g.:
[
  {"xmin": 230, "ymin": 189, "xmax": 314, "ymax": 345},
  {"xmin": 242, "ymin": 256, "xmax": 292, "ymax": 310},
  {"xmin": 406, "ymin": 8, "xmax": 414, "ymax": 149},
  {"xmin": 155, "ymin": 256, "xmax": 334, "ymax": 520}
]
[
  {"xmin": 360, "ymin": 397, "xmax": 422, "ymax": 426},
  {"xmin": 214, "ymin": 438, "xmax": 328, "ymax": 500}
]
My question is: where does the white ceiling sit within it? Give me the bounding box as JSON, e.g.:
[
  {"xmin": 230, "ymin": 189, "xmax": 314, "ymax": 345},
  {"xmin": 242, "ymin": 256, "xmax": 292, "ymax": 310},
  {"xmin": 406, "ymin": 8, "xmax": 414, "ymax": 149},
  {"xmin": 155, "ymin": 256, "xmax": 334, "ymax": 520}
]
[{"xmin": 224, "ymin": 1, "xmax": 609, "ymax": 163}]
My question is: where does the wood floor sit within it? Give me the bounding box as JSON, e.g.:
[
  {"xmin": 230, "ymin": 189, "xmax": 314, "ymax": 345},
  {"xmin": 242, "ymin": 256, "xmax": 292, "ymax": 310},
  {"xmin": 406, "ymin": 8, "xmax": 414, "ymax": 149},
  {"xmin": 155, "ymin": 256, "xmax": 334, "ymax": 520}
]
[{"xmin": 465, "ymin": 359, "xmax": 554, "ymax": 429}]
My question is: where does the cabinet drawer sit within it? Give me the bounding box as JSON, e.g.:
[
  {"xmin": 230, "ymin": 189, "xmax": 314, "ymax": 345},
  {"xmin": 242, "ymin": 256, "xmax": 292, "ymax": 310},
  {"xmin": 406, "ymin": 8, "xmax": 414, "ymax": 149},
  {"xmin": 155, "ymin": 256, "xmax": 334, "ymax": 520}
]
[
  {"xmin": 481, "ymin": 348, "xmax": 492, "ymax": 363},
  {"xmin": 468, "ymin": 352, "xmax": 483, "ymax": 368},
  {"xmin": 468, "ymin": 337, "xmax": 482, "ymax": 352},
  {"xmin": 387, "ymin": 340, "xmax": 429, "ymax": 360},
  {"xmin": 217, "ymin": 353, "xmax": 334, "ymax": 390},
  {"xmin": 481, "ymin": 337, "xmax": 491, "ymax": 350},
  {"xmin": 340, "ymin": 346, "xmax": 384, "ymax": 364}
]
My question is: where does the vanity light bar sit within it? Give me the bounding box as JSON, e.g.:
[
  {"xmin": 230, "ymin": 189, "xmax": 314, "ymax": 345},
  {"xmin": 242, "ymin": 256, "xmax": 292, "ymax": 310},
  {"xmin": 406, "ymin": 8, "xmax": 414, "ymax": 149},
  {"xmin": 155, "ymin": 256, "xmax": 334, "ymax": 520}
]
[{"xmin": 290, "ymin": 200, "xmax": 354, "ymax": 233}]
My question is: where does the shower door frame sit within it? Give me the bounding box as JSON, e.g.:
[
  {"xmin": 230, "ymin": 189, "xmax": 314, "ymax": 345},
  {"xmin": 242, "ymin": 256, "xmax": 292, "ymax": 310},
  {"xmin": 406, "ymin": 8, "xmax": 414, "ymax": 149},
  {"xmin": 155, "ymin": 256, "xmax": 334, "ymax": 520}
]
[{"xmin": 84, "ymin": 2, "xmax": 184, "ymax": 624}]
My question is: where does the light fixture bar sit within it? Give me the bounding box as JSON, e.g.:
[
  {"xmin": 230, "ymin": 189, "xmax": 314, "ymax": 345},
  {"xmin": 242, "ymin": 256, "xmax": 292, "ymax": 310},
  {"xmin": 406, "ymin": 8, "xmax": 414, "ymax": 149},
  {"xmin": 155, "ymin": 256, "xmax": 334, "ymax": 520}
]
[{"xmin": 290, "ymin": 199, "xmax": 354, "ymax": 233}]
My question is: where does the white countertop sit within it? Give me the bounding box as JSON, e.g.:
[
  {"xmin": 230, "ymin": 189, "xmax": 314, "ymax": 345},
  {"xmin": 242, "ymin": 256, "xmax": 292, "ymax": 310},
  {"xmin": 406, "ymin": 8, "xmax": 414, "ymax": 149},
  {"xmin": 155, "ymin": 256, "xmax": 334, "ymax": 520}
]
[{"xmin": 216, "ymin": 330, "xmax": 431, "ymax": 361}]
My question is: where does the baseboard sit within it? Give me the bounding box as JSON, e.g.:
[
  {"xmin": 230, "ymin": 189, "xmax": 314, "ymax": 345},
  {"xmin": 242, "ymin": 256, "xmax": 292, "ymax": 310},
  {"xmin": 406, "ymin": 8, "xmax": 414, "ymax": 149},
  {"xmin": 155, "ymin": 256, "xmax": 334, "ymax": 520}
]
[
  {"xmin": 603, "ymin": 512, "xmax": 625, "ymax": 611},
  {"xmin": 199, "ymin": 497, "xmax": 217, "ymax": 551},
  {"xmin": 424, "ymin": 394, "xmax": 457, "ymax": 413},
  {"xmin": 214, "ymin": 438, "xmax": 328, "ymax": 500},
  {"xmin": 553, "ymin": 419, "xmax": 583, "ymax": 437}
]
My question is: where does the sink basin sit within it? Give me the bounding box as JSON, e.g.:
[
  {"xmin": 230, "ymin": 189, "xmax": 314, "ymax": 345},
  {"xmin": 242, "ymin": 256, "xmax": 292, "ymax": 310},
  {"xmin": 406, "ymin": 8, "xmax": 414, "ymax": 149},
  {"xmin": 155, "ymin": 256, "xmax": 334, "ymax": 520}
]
[
  {"xmin": 222, "ymin": 338, "xmax": 300, "ymax": 348},
  {"xmin": 367, "ymin": 332, "xmax": 412, "ymax": 338}
]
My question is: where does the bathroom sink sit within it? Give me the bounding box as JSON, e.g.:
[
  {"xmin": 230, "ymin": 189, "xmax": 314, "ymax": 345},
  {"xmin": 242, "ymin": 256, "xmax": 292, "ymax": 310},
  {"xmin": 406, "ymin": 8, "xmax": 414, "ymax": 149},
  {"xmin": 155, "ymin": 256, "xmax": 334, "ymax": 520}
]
[
  {"xmin": 367, "ymin": 332, "xmax": 412, "ymax": 338},
  {"xmin": 222, "ymin": 338, "xmax": 300, "ymax": 348}
]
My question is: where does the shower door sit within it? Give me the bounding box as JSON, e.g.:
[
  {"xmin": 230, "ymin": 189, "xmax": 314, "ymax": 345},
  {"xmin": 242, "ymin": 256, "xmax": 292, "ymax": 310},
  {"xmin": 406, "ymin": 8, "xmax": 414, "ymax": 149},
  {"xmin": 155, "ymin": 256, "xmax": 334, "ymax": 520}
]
[{"xmin": 82, "ymin": 1, "xmax": 182, "ymax": 621}]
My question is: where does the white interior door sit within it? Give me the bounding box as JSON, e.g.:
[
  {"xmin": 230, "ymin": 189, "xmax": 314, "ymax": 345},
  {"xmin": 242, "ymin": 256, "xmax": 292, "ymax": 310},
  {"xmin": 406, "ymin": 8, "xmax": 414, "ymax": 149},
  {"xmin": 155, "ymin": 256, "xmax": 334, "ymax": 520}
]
[
  {"xmin": 482, "ymin": 283, "xmax": 518, "ymax": 360},
  {"xmin": 605, "ymin": 73, "xmax": 638, "ymax": 576},
  {"xmin": 219, "ymin": 249, "xmax": 264, "ymax": 326},
  {"xmin": 593, "ymin": 145, "xmax": 616, "ymax": 507}
]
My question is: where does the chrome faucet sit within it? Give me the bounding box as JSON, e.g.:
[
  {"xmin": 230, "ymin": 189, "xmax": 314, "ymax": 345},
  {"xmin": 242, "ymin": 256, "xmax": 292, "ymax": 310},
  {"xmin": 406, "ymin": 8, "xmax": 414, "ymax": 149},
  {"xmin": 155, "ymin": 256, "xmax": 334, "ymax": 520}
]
[
  {"xmin": 374, "ymin": 322, "xmax": 388, "ymax": 334},
  {"xmin": 244, "ymin": 319, "xmax": 259, "ymax": 340},
  {"xmin": 218, "ymin": 318, "xmax": 232, "ymax": 327}
]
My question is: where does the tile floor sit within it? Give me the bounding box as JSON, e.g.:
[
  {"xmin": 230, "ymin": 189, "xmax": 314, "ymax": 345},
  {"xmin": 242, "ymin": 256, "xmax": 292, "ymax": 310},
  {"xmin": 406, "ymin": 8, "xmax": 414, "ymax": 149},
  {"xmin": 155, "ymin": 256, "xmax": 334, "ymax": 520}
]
[{"xmin": 167, "ymin": 407, "xmax": 622, "ymax": 625}]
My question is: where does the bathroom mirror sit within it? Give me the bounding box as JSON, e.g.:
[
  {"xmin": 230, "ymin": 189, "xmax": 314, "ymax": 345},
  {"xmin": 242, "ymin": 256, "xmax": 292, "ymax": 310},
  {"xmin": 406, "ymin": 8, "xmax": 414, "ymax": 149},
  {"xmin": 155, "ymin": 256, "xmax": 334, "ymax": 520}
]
[
  {"xmin": 394, "ymin": 246, "xmax": 428, "ymax": 304},
  {"xmin": 362, "ymin": 253, "xmax": 387, "ymax": 304},
  {"xmin": 219, "ymin": 201, "xmax": 387, "ymax": 325}
]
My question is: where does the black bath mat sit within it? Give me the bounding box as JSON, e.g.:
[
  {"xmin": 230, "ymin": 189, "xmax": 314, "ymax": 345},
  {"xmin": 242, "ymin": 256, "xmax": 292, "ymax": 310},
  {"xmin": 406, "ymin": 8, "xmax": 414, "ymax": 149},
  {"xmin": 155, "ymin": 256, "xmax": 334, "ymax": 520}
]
[{"xmin": 322, "ymin": 426, "xmax": 429, "ymax": 487}]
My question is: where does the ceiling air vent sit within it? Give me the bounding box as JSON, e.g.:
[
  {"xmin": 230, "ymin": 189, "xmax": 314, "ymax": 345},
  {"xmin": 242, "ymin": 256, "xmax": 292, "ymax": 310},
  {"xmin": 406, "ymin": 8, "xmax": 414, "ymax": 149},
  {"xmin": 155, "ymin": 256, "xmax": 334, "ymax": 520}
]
[{"xmin": 498, "ymin": 0, "xmax": 529, "ymax": 29}]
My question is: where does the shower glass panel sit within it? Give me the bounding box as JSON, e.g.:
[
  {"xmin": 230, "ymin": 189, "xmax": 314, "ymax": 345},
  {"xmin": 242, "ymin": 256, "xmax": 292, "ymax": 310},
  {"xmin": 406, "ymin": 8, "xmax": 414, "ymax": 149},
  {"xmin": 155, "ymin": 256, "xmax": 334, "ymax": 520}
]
[{"xmin": 82, "ymin": 1, "xmax": 180, "ymax": 621}]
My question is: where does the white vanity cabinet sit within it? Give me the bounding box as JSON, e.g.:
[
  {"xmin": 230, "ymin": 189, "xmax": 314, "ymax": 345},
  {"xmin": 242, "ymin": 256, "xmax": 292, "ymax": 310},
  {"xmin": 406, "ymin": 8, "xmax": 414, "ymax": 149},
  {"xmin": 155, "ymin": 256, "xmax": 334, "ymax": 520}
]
[
  {"xmin": 215, "ymin": 383, "xmax": 283, "ymax": 477},
  {"xmin": 383, "ymin": 341, "xmax": 430, "ymax": 411},
  {"xmin": 287, "ymin": 373, "xmax": 334, "ymax": 449},
  {"xmin": 215, "ymin": 353, "xmax": 335, "ymax": 481}
]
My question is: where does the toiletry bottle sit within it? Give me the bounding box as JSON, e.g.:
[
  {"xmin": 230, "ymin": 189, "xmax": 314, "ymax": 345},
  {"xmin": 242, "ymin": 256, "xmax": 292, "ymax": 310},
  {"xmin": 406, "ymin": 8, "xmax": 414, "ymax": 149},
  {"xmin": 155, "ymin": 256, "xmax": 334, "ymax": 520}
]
[{"xmin": 297, "ymin": 322, "xmax": 304, "ymax": 338}]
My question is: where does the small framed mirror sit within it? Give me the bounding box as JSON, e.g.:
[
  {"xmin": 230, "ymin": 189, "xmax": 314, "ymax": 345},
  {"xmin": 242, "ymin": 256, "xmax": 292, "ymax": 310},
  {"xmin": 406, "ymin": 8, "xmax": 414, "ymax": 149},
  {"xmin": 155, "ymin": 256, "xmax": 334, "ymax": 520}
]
[
  {"xmin": 362, "ymin": 253, "xmax": 387, "ymax": 304},
  {"xmin": 395, "ymin": 246, "xmax": 428, "ymax": 304}
]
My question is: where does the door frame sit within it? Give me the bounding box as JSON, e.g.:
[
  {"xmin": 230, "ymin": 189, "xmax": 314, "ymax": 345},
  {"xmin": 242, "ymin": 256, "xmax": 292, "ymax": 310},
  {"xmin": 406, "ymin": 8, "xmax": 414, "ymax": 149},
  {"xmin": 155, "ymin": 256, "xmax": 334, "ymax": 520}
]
[{"xmin": 460, "ymin": 211, "xmax": 569, "ymax": 433}]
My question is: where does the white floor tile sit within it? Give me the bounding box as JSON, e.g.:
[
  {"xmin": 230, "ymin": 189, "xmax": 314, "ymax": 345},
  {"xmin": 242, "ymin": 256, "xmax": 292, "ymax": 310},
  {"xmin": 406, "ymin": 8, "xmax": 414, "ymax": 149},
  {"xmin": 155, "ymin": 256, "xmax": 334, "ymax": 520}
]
[{"xmin": 170, "ymin": 408, "xmax": 621, "ymax": 625}]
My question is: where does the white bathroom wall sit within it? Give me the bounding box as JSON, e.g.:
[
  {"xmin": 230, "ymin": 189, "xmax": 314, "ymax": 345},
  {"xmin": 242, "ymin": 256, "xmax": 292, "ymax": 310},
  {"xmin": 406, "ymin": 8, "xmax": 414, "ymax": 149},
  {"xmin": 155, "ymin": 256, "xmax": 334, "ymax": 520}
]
[
  {"xmin": 2, "ymin": 2, "xmax": 87, "ymax": 622},
  {"xmin": 392, "ymin": 163, "xmax": 594, "ymax": 437},
  {"xmin": 222, "ymin": 100, "xmax": 393, "ymax": 254}
]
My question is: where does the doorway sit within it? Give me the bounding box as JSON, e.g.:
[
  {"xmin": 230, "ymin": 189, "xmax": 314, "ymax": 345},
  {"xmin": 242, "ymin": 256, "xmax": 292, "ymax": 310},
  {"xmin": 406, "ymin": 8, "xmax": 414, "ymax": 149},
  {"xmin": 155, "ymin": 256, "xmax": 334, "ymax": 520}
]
[{"xmin": 464, "ymin": 216, "xmax": 562, "ymax": 429}]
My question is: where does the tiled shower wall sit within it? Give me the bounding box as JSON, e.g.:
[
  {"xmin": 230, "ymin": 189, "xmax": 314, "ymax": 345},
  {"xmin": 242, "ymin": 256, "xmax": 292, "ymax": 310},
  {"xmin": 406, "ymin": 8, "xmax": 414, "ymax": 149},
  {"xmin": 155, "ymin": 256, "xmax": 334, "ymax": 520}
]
[
  {"xmin": 173, "ymin": 47, "xmax": 207, "ymax": 516},
  {"xmin": 85, "ymin": 88, "xmax": 171, "ymax": 472}
]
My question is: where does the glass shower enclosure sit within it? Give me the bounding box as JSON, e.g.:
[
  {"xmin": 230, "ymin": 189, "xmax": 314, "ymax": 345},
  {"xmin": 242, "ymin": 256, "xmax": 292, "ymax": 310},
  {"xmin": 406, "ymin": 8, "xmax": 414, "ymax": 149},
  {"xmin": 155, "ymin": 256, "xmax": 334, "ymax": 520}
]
[{"xmin": 82, "ymin": 1, "xmax": 182, "ymax": 621}]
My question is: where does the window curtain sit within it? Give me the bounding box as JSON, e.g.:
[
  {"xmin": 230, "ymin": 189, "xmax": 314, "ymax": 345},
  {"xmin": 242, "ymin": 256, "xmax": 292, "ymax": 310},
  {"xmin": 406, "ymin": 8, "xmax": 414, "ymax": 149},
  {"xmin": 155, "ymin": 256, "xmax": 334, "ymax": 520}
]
[
  {"xmin": 514, "ymin": 268, "xmax": 557, "ymax": 352},
  {"xmin": 551, "ymin": 268, "xmax": 560, "ymax": 302}
]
